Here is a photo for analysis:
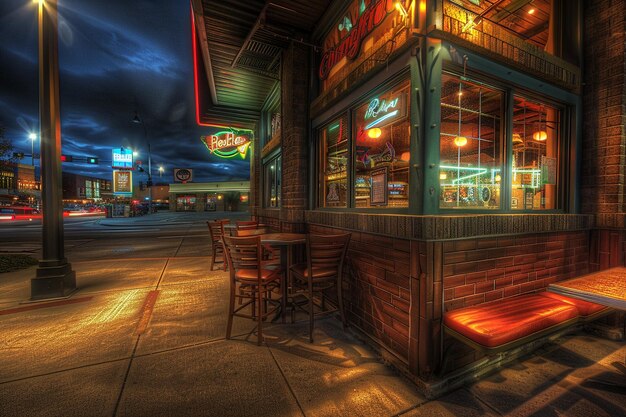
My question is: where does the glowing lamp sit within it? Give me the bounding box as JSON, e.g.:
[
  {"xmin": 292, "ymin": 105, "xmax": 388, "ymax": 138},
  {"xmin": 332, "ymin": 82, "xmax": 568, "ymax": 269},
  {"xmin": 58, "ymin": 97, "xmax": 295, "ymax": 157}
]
[
  {"xmin": 454, "ymin": 136, "xmax": 467, "ymax": 147},
  {"xmin": 495, "ymin": 174, "xmax": 501, "ymax": 182},
  {"xmin": 367, "ymin": 128, "xmax": 382, "ymax": 139},
  {"xmin": 439, "ymin": 172, "xmax": 447, "ymax": 180},
  {"xmin": 532, "ymin": 130, "xmax": 547, "ymax": 141},
  {"xmin": 400, "ymin": 152, "xmax": 410, "ymax": 162},
  {"xmin": 512, "ymin": 133, "xmax": 523, "ymax": 145},
  {"xmin": 395, "ymin": 1, "xmax": 408, "ymax": 17}
]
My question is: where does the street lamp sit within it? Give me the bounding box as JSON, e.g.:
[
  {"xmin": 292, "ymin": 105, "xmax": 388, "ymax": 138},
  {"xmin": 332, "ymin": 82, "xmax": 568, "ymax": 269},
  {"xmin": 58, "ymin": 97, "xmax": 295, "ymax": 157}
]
[
  {"xmin": 132, "ymin": 111, "xmax": 152, "ymax": 213},
  {"xmin": 158, "ymin": 166, "xmax": 164, "ymax": 177},
  {"xmin": 28, "ymin": 133, "xmax": 37, "ymax": 166}
]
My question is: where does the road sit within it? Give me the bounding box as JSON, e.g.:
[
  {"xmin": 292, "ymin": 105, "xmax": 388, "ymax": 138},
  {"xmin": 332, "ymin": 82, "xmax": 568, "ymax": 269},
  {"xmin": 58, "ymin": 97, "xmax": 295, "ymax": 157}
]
[{"xmin": 0, "ymin": 211, "xmax": 251, "ymax": 248}]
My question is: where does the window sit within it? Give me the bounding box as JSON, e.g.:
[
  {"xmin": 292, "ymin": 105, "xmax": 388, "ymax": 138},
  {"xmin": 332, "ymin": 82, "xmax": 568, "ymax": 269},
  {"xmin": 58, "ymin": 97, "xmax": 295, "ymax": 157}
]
[
  {"xmin": 318, "ymin": 78, "xmax": 411, "ymax": 209},
  {"xmin": 264, "ymin": 155, "xmax": 281, "ymax": 208},
  {"xmin": 511, "ymin": 96, "xmax": 560, "ymax": 210},
  {"xmin": 354, "ymin": 80, "xmax": 411, "ymax": 208},
  {"xmin": 319, "ymin": 115, "xmax": 348, "ymax": 208},
  {"xmin": 439, "ymin": 73, "xmax": 503, "ymax": 209}
]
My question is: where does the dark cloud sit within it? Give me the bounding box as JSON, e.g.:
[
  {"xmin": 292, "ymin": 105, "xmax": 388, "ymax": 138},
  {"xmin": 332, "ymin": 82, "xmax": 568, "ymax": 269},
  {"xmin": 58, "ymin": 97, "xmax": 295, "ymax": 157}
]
[{"xmin": 0, "ymin": 0, "xmax": 250, "ymax": 184}]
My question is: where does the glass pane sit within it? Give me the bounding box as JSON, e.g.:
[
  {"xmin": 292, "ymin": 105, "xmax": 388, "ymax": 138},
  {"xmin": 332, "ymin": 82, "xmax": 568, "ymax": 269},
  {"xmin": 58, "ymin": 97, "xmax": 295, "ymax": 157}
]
[
  {"xmin": 439, "ymin": 74, "xmax": 503, "ymax": 209},
  {"xmin": 319, "ymin": 115, "xmax": 348, "ymax": 208},
  {"xmin": 353, "ymin": 79, "xmax": 411, "ymax": 208},
  {"xmin": 275, "ymin": 156, "xmax": 281, "ymax": 207},
  {"xmin": 511, "ymin": 96, "xmax": 559, "ymax": 210},
  {"xmin": 264, "ymin": 159, "xmax": 277, "ymax": 208}
]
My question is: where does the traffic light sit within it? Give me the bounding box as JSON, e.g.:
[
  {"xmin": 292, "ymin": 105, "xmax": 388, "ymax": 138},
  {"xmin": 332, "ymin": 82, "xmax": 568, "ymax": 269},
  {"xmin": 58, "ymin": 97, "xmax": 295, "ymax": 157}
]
[
  {"xmin": 137, "ymin": 165, "xmax": 145, "ymax": 172},
  {"xmin": 61, "ymin": 155, "xmax": 73, "ymax": 162},
  {"xmin": 87, "ymin": 157, "xmax": 98, "ymax": 164},
  {"xmin": 13, "ymin": 152, "xmax": 24, "ymax": 158}
]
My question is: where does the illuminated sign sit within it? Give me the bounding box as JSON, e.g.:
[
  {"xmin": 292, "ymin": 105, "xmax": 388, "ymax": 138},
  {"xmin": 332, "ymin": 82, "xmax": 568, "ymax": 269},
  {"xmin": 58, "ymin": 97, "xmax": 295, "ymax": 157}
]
[
  {"xmin": 201, "ymin": 131, "xmax": 251, "ymax": 159},
  {"xmin": 364, "ymin": 93, "xmax": 407, "ymax": 129},
  {"xmin": 113, "ymin": 170, "xmax": 132, "ymax": 196},
  {"xmin": 174, "ymin": 168, "xmax": 193, "ymax": 183},
  {"xmin": 319, "ymin": 0, "xmax": 395, "ymax": 80},
  {"xmin": 112, "ymin": 148, "xmax": 134, "ymax": 169}
]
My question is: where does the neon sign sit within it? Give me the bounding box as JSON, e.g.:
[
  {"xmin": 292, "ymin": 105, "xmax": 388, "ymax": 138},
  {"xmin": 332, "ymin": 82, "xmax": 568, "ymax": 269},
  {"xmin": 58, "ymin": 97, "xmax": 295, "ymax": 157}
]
[
  {"xmin": 319, "ymin": 0, "xmax": 395, "ymax": 80},
  {"xmin": 201, "ymin": 131, "xmax": 251, "ymax": 159},
  {"xmin": 364, "ymin": 92, "xmax": 406, "ymax": 129}
]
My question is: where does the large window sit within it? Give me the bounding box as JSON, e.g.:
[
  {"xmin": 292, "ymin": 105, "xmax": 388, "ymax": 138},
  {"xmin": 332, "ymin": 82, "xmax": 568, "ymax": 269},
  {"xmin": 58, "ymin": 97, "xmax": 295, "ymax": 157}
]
[
  {"xmin": 439, "ymin": 74, "xmax": 503, "ymax": 209},
  {"xmin": 511, "ymin": 96, "xmax": 560, "ymax": 210},
  {"xmin": 354, "ymin": 80, "xmax": 411, "ymax": 208},
  {"xmin": 320, "ymin": 115, "xmax": 348, "ymax": 208},
  {"xmin": 318, "ymin": 78, "xmax": 411, "ymax": 209},
  {"xmin": 264, "ymin": 155, "xmax": 281, "ymax": 208},
  {"xmin": 439, "ymin": 73, "xmax": 563, "ymax": 211}
]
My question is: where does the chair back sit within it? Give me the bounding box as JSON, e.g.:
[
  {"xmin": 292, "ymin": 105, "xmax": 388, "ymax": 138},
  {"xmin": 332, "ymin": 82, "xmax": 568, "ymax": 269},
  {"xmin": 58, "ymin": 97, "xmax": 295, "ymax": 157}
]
[
  {"xmin": 233, "ymin": 228, "xmax": 268, "ymax": 237},
  {"xmin": 207, "ymin": 220, "xmax": 225, "ymax": 244},
  {"xmin": 307, "ymin": 233, "xmax": 351, "ymax": 273},
  {"xmin": 222, "ymin": 235, "xmax": 262, "ymax": 273},
  {"xmin": 236, "ymin": 220, "xmax": 259, "ymax": 231}
]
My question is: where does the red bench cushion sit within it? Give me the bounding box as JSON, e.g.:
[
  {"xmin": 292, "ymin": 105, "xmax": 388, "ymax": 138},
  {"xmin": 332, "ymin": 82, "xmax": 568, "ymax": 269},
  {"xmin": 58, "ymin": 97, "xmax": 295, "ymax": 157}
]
[
  {"xmin": 444, "ymin": 295, "xmax": 579, "ymax": 348},
  {"xmin": 538, "ymin": 291, "xmax": 609, "ymax": 317}
]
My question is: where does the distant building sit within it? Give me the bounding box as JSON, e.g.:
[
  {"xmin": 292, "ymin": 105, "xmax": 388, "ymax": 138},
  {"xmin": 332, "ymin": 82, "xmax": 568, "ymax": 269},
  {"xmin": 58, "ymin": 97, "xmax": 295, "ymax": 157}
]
[
  {"xmin": 0, "ymin": 162, "xmax": 39, "ymax": 206},
  {"xmin": 62, "ymin": 172, "xmax": 112, "ymax": 203},
  {"xmin": 169, "ymin": 181, "xmax": 249, "ymax": 212}
]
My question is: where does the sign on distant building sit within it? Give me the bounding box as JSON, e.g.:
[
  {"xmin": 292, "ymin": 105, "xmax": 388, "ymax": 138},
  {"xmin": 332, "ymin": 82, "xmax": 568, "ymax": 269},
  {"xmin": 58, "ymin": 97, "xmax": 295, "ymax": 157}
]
[
  {"xmin": 113, "ymin": 170, "xmax": 133, "ymax": 196},
  {"xmin": 201, "ymin": 131, "xmax": 251, "ymax": 159},
  {"xmin": 174, "ymin": 168, "xmax": 193, "ymax": 183},
  {"xmin": 112, "ymin": 148, "xmax": 134, "ymax": 170}
]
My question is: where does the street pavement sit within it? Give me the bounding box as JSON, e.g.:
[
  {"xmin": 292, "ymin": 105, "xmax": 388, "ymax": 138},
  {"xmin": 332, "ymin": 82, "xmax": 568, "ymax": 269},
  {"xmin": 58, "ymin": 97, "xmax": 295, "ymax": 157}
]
[{"xmin": 0, "ymin": 211, "xmax": 624, "ymax": 417}]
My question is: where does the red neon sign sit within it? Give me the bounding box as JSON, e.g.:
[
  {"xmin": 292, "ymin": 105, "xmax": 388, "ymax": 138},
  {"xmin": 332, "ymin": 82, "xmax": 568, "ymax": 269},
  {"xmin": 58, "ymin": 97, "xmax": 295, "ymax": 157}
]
[{"xmin": 318, "ymin": 0, "xmax": 395, "ymax": 80}]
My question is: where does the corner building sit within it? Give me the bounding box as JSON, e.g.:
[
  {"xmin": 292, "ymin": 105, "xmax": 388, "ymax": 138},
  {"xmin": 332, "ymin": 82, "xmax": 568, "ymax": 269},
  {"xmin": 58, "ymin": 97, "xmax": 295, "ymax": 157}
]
[{"xmin": 192, "ymin": 0, "xmax": 626, "ymax": 393}]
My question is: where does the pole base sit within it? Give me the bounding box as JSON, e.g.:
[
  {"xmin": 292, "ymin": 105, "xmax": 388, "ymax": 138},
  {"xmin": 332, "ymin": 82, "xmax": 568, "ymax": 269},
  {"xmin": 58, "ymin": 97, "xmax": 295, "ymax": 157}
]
[{"xmin": 31, "ymin": 260, "xmax": 77, "ymax": 301}]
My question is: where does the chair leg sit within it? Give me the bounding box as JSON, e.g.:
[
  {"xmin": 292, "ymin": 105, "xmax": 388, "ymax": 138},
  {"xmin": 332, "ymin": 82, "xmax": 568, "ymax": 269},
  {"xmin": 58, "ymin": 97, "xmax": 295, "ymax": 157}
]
[
  {"xmin": 308, "ymin": 279, "xmax": 314, "ymax": 343},
  {"xmin": 211, "ymin": 248, "xmax": 216, "ymax": 271},
  {"xmin": 257, "ymin": 285, "xmax": 263, "ymax": 346},
  {"xmin": 337, "ymin": 275, "xmax": 346, "ymax": 329},
  {"xmin": 226, "ymin": 281, "xmax": 236, "ymax": 339}
]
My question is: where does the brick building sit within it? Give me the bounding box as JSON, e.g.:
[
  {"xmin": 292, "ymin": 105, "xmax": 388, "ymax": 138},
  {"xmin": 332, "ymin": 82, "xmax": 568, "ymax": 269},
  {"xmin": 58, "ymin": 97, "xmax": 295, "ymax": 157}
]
[
  {"xmin": 191, "ymin": 0, "xmax": 625, "ymax": 395},
  {"xmin": 62, "ymin": 172, "xmax": 112, "ymax": 202}
]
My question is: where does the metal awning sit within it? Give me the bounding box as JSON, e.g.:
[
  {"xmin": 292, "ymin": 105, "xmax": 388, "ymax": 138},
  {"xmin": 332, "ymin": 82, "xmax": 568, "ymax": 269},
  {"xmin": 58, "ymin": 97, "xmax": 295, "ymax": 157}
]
[{"xmin": 191, "ymin": 0, "xmax": 334, "ymax": 129}]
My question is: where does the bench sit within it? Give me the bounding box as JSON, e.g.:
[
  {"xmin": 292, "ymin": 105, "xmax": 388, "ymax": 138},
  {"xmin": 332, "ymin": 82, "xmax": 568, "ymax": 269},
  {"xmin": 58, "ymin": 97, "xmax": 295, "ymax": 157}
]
[{"xmin": 443, "ymin": 292, "xmax": 611, "ymax": 356}]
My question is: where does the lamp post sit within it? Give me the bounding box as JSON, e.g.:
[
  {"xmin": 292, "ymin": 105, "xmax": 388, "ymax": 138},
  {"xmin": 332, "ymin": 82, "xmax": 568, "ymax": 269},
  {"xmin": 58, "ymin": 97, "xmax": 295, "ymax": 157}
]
[
  {"xmin": 132, "ymin": 111, "xmax": 152, "ymax": 214},
  {"xmin": 31, "ymin": 0, "xmax": 76, "ymax": 300},
  {"xmin": 29, "ymin": 133, "xmax": 37, "ymax": 166}
]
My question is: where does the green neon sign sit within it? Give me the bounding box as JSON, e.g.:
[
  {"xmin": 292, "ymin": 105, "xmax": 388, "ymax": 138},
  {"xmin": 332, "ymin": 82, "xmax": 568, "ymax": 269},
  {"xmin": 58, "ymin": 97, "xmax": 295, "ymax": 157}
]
[{"xmin": 201, "ymin": 130, "xmax": 253, "ymax": 159}]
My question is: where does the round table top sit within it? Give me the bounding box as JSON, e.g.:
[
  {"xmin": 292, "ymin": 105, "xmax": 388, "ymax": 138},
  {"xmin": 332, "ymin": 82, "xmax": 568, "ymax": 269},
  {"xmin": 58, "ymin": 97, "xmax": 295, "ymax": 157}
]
[{"xmin": 260, "ymin": 233, "xmax": 306, "ymax": 245}]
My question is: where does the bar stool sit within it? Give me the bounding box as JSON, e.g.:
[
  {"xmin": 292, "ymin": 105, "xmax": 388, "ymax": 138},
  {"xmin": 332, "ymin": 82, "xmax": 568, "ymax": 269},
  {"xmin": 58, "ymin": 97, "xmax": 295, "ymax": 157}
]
[
  {"xmin": 290, "ymin": 233, "xmax": 351, "ymax": 342},
  {"xmin": 207, "ymin": 220, "xmax": 227, "ymax": 270},
  {"xmin": 222, "ymin": 235, "xmax": 282, "ymax": 345}
]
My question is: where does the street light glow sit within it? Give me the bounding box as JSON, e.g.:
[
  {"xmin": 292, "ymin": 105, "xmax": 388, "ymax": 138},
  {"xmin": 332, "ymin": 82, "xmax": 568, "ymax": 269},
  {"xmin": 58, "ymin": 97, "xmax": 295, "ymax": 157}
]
[{"xmin": 29, "ymin": 133, "xmax": 37, "ymax": 141}]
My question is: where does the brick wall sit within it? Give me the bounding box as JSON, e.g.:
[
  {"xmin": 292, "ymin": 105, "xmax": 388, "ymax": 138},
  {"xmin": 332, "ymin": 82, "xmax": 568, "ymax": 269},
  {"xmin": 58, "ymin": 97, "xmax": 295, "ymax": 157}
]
[
  {"xmin": 582, "ymin": 0, "xmax": 626, "ymax": 214},
  {"xmin": 442, "ymin": 231, "xmax": 589, "ymax": 312},
  {"xmin": 280, "ymin": 41, "xmax": 310, "ymax": 232},
  {"xmin": 309, "ymin": 224, "xmax": 415, "ymax": 364}
]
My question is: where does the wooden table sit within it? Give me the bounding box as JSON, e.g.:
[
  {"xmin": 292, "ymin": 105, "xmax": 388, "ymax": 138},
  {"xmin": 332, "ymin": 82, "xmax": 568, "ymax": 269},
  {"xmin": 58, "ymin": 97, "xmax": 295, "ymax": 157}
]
[
  {"xmin": 548, "ymin": 267, "xmax": 626, "ymax": 310},
  {"xmin": 260, "ymin": 233, "xmax": 306, "ymax": 323},
  {"xmin": 548, "ymin": 267, "xmax": 626, "ymax": 387}
]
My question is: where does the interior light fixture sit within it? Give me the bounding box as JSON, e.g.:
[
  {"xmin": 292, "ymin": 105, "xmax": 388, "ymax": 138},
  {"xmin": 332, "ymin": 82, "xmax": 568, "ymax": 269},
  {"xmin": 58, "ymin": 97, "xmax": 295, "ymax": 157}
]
[
  {"xmin": 367, "ymin": 127, "xmax": 382, "ymax": 139},
  {"xmin": 512, "ymin": 133, "xmax": 523, "ymax": 146},
  {"xmin": 528, "ymin": 8, "xmax": 535, "ymax": 15},
  {"xmin": 533, "ymin": 108, "xmax": 547, "ymax": 141},
  {"xmin": 440, "ymin": 172, "xmax": 447, "ymax": 180},
  {"xmin": 395, "ymin": 1, "xmax": 408, "ymax": 18},
  {"xmin": 454, "ymin": 136, "xmax": 468, "ymax": 147},
  {"xmin": 400, "ymin": 151, "xmax": 410, "ymax": 162}
]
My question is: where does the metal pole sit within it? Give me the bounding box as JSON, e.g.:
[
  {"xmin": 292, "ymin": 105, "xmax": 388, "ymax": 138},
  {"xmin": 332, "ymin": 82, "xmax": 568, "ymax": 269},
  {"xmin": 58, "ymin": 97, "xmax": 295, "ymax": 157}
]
[
  {"xmin": 31, "ymin": 138, "xmax": 34, "ymax": 166},
  {"xmin": 147, "ymin": 140, "xmax": 152, "ymax": 214},
  {"xmin": 31, "ymin": 0, "xmax": 76, "ymax": 300}
]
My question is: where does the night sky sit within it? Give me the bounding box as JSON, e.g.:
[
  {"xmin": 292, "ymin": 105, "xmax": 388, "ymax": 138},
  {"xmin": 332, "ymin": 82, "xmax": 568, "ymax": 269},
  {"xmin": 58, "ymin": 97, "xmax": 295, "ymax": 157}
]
[{"xmin": 0, "ymin": 0, "xmax": 250, "ymax": 184}]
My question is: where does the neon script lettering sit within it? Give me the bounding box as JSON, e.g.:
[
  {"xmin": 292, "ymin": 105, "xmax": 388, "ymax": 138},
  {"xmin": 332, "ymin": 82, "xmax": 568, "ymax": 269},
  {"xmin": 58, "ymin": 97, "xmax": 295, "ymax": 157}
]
[
  {"xmin": 319, "ymin": 0, "xmax": 395, "ymax": 80},
  {"xmin": 209, "ymin": 133, "xmax": 249, "ymax": 152},
  {"xmin": 365, "ymin": 96, "xmax": 399, "ymax": 119}
]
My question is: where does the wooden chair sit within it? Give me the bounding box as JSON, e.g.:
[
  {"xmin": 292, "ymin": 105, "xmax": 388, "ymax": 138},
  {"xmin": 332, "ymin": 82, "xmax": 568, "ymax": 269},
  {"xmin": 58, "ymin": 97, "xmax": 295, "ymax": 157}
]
[
  {"xmin": 236, "ymin": 220, "xmax": 259, "ymax": 231},
  {"xmin": 290, "ymin": 233, "xmax": 351, "ymax": 342},
  {"xmin": 207, "ymin": 220, "xmax": 227, "ymax": 270},
  {"xmin": 222, "ymin": 235, "xmax": 282, "ymax": 345}
]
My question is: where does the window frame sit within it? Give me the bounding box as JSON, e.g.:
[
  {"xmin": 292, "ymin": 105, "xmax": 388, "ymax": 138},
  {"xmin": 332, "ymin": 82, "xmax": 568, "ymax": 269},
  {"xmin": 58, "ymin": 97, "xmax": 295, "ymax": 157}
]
[{"xmin": 262, "ymin": 149, "xmax": 282, "ymax": 209}]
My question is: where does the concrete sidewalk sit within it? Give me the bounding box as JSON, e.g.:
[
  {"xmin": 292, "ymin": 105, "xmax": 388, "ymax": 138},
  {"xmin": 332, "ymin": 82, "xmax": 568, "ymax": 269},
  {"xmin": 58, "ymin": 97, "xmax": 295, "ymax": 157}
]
[{"xmin": 0, "ymin": 224, "xmax": 624, "ymax": 417}]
